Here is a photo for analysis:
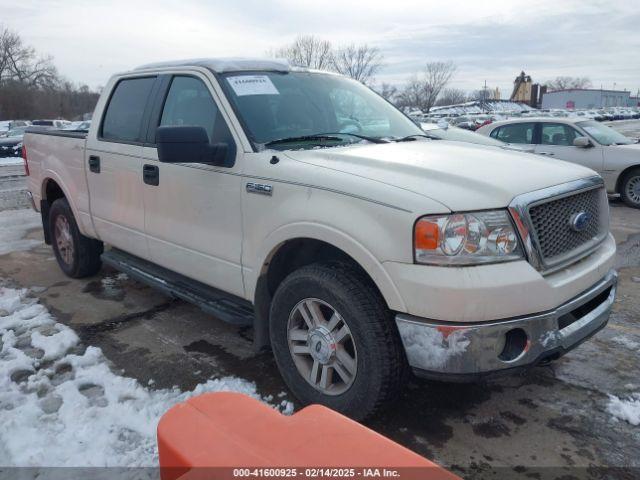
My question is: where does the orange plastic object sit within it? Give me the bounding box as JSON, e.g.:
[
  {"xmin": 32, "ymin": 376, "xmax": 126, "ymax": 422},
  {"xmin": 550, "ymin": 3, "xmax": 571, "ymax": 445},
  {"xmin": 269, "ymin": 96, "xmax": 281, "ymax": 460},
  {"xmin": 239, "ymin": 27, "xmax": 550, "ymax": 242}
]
[{"xmin": 158, "ymin": 392, "xmax": 460, "ymax": 480}]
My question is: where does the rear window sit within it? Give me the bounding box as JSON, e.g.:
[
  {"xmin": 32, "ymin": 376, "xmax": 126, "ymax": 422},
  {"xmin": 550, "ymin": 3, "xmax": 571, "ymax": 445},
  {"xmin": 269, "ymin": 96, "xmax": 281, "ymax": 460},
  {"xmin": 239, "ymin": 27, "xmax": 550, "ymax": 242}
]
[{"xmin": 101, "ymin": 77, "xmax": 156, "ymax": 143}]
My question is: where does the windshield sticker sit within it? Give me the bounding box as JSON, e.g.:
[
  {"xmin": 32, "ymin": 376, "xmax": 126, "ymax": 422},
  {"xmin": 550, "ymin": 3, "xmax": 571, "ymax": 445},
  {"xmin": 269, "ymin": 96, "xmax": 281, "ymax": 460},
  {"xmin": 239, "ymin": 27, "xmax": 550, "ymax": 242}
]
[{"xmin": 227, "ymin": 75, "xmax": 279, "ymax": 96}]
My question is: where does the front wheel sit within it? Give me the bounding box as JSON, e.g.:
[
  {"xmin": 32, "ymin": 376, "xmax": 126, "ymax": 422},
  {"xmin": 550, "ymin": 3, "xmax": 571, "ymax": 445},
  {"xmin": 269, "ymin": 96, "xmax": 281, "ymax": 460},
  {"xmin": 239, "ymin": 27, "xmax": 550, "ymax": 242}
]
[
  {"xmin": 620, "ymin": 168, "xmax": 640, "ymax": 209},
  {"xmin": 269, "ymin": 263, "xmax": 407, "ymax": 420}
]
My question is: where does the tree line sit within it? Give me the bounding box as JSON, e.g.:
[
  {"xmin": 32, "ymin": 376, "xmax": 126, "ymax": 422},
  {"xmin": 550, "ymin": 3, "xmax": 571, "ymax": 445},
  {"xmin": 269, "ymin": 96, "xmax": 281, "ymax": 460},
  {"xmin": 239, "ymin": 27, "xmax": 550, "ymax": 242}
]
[
  {"xmin": 1, "ymin": 27, "xmax": 598, "ymax": 121},
  {"xmin": 271, "ymin": 35, "xmax": 593, "ymax": 112},
  {"xmin": 0, "ymin": 25, "xmax": 99, "ymax": 121}
]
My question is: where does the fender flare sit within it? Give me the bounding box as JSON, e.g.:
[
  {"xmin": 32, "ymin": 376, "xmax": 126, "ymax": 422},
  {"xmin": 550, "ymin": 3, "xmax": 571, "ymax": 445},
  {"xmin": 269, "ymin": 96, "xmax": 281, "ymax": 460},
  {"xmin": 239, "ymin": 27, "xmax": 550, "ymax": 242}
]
[{"xmin": 247, "ymin": 221, "xmax": 406, "ymax": 313}]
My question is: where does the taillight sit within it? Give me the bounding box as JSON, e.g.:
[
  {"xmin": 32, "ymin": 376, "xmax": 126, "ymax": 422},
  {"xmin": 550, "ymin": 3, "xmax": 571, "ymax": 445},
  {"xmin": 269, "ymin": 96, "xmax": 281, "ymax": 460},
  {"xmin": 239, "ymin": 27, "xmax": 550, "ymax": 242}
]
[{"xmin": 22, "ymin": 144, "xmax": 29, "ymax": 176}]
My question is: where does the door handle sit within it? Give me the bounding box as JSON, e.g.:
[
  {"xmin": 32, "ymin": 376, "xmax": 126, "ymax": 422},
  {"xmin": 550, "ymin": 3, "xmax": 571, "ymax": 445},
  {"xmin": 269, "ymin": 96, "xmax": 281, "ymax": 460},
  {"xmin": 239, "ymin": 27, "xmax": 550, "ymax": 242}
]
[
  {"xmin": 538, "ymin": 151, "xmax": 555, "ymax": 156},
  {"xmin": 88, "ymin": 155, "xmax": 100, "ymax": 173},
  {"xmin": 143, "ymin": 164, "xmax": 159, "ymax": 186}
]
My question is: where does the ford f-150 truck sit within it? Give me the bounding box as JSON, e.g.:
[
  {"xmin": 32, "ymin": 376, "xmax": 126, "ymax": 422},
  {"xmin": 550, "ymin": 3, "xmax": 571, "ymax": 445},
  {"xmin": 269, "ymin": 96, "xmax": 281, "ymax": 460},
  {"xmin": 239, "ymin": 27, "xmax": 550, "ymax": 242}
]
[{"xmin": 23, "ymin": 58, "xmax": 617, "ymax": 420}]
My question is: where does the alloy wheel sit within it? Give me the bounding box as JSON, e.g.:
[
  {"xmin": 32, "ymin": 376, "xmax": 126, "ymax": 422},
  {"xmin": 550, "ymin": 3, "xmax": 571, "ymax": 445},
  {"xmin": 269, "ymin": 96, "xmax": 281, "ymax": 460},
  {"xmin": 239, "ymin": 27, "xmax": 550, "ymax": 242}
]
[{"xmin": 287, "ymin": 298, "xmax": 358, "ymax": 395}]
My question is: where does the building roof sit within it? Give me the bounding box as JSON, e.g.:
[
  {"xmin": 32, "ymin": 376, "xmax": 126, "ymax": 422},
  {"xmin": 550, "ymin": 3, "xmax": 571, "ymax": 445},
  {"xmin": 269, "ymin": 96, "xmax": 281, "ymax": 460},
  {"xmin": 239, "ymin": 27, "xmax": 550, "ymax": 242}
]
[
  {"xmin": 135, "ymin": 57, "xmax": 292, "ymax": 73},
  {"xmin": 544, "ymin": 88, "xmax": 631, "ymax": 95}
]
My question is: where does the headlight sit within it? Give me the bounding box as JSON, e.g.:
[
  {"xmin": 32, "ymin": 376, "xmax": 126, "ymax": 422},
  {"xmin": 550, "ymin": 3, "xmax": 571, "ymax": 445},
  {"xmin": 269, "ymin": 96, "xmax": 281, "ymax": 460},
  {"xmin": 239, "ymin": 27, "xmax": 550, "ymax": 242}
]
[{"xmin": 414, "ymin": 210, "xmax": 523, "ymax": 265}]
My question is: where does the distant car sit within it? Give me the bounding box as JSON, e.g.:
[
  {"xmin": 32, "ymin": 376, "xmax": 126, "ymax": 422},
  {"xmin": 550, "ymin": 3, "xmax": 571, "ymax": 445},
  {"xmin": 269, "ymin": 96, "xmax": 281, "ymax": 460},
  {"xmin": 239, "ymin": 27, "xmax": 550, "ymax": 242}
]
[
  {"xmin": 421, "ymin": 122, "xmax": 533, "ymax": 153},
  {"xmin": 0, "ymin": 126, "xmax": 29, "ymax": 157},
  {"xmin": 0, "ymin": 120, "xmax": 31, "ymax": 137},
  {"xmin": 32, "ymin": 119, "xmax": 71, "ymax": 128},
  {"xmin": 477, "ymin": 117, "xmax": 640, "ymax": 208}
]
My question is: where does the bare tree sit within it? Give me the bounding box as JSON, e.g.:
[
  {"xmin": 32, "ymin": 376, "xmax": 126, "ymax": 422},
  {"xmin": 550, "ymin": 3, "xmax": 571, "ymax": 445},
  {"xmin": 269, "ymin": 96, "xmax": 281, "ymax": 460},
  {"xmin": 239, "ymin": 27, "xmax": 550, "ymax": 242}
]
[
  {"xmin": 332, "ymin": 44, "xmax": 383, "ymax": 85},
  {"xmin": 0, "ymin": 25, "xmax": 99, "ymax": 120},
  {"xmin": 272, "ymin": 35, "xmax": 334, "ymax": 70},
  {"xmin": 377, "ymin": 82, "xmax": 399, "ymax": 104},
  {"xmin": 545, "ymin": 76, "xmax": 592, "ymax": 91},
  {"xmin": 435, "ymin": 87, "xmax": 467, "ymax": 106},
  {"xmin": 396, "ymin": 61, "xmax": 457, "ymax": 112},
  {"xmin": 0, "ymin": 25, "xmax": 57, "ymax": 88}
]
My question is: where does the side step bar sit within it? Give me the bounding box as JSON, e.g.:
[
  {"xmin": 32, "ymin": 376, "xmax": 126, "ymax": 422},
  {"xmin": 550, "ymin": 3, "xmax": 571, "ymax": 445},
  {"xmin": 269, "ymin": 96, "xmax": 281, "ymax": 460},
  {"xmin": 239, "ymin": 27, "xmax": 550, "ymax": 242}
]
[{"xmin": 101, "ymin": 249, "xmax": 254, "ymax": 326}]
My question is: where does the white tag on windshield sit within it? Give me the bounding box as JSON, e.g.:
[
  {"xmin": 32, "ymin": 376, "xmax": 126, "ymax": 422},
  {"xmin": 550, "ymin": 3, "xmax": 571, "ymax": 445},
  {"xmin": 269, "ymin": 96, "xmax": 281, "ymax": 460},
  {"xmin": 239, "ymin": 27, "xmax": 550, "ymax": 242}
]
[{"xmin": 227, "ymin": 75, "xmax": 279, "ymax": 96}]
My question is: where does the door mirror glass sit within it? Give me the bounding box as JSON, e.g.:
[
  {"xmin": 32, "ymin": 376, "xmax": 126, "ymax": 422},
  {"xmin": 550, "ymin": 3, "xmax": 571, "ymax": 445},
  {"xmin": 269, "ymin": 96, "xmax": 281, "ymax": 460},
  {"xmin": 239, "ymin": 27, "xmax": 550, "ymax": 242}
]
[
  {"xmin": 573, "ymin": 136, "xmax": 592, "ymax": 148},
  {"xmin": 156, "ymin": 126, "xmax": 229, "ymax": 165}
]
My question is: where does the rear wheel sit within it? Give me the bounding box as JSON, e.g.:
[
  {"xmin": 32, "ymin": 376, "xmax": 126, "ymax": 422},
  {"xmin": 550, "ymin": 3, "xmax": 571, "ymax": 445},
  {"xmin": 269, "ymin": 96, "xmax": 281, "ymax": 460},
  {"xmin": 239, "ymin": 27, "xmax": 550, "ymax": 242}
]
[
  {"xmin": 269, "ymin": 262, "xmax": 407, "ymax": 420},
  {"xmin": 620, "ymin": 168, "xmax": 640, "ymax": 209},
  {"xmin": 49, "ymin": 198, "xmax": 103, "ymax": 278}
]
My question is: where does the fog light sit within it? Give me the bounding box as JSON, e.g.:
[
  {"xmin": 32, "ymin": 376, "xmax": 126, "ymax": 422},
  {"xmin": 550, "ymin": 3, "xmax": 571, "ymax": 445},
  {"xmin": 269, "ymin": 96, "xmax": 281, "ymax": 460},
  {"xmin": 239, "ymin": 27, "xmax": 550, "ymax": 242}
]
[{"xmin": 498, "ymin": 328, "xmax": 528, "ymax": 362}]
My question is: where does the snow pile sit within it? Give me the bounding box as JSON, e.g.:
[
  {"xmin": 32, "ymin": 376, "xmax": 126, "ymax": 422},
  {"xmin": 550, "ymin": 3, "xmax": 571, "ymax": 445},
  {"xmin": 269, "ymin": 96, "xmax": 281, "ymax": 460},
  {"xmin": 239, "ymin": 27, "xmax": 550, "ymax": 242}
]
[
  {"xmin": 0, "ymin": 157, "xmax": 24, "ymax": 167},
  {"xmin": 0, "ymin": 284, "xmax": 290, "ymax": 467},
  {"xmin": 610, "ymin": 335, "xmax": 640, "ymax": 350},
  {"xmin": 0, "ymin": 209, "xmax": 42, "ymax": 255},
  {"xmin": 607, "ymin": 393, "xmax": 640, "ymax": 426}
]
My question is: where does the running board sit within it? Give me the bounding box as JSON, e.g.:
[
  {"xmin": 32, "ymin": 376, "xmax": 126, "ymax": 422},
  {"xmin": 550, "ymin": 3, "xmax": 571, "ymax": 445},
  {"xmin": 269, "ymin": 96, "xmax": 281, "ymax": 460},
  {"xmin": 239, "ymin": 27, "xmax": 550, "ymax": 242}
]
[{"xmin": 101, "ymin": 249, "xmax": 254, "ymax": 326}]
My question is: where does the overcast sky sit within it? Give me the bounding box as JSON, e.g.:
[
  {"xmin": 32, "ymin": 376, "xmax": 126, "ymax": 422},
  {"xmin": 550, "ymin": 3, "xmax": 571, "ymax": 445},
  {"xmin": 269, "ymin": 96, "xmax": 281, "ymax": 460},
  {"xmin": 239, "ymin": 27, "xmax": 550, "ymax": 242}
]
[{"xmin": 3, "ymin": 0, "xmax": 639, "ymax": 97}]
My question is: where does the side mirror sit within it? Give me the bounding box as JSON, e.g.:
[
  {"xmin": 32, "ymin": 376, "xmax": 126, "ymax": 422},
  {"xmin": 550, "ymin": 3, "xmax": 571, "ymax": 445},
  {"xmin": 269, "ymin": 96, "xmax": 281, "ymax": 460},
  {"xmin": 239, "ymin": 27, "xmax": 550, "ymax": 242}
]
[
  {"xmin": 157, "ymin": 126, "xmax": 229, "ymax": 166},
  {"xmin": 573, "ymin": 136, "xmax": 592, "ymax": 148}
]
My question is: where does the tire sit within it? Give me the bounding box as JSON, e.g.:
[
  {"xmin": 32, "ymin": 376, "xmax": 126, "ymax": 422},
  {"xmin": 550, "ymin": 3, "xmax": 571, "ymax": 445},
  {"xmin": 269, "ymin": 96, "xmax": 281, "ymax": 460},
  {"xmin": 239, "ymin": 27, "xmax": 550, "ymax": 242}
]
[
  {"xmin": 49, "ymin": 198, "xmax": 103, "ymax": 278},
  {"xmin": 620, "ymin": 168, "xmax": 640, "ymax": 209},
  {"xmin": 269, "ymin": 262, "xmax": 407, "ymax": 420}
]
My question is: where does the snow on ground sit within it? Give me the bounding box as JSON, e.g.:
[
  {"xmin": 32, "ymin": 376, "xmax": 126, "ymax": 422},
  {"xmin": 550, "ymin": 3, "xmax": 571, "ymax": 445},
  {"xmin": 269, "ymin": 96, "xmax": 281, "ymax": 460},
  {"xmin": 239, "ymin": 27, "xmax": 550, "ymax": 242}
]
[
  {"xmin": 0, "ymin": 157, "xmax": 24, "ymax": 167},
  {"xmin": 0, "ymin": 284, "xmax": 292, "ymax": 467},
  {"xmin": 608, "ymin": 393, "xmax": 640, "ymax": 426},
  {"xmin": 0, "ymin": 209, "xmax": 42, "ymax": 255}
]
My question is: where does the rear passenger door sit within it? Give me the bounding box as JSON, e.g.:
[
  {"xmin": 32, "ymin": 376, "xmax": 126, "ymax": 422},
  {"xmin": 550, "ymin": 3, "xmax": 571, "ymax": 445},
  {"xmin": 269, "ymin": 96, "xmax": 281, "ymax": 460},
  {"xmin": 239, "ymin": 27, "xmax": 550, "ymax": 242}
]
[
  {"xmin": 534, "ymin": 122, "xmax": 604, "ymax": 173},
  {"xmin": 140, "ymin": 73, "xmax": 245, "ymax": 298},
  {"xmin": 86, "ymin": 76, "xmax": 158, "ymax": 259},
  {"xmin": 490, "ymin": 122, "xmax": 536, "ymax": 150}
]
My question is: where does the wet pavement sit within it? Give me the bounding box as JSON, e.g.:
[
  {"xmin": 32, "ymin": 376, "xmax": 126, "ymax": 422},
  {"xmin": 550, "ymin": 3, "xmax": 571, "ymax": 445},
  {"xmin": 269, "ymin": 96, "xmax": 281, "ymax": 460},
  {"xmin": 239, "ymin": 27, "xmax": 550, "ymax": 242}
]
[{"xmin": 0, "ymin": 125, "xmax": 639, "ymax": 478}]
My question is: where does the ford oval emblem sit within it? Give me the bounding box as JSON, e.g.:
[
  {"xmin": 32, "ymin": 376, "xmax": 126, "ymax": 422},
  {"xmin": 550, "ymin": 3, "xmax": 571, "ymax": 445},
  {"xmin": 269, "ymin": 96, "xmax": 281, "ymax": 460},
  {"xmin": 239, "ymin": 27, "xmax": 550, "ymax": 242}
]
[{"xmin": 570, "ymin": 212, "xmax": 592, "ymax": 232}]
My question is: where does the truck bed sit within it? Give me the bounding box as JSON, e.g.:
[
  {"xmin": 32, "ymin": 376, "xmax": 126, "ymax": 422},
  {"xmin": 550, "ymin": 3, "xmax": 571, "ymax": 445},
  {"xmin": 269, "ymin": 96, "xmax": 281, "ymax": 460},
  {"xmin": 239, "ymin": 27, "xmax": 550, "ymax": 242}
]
[{"xmin": 24, "ymin": 128, "xmax": 95, "ymax": 238}]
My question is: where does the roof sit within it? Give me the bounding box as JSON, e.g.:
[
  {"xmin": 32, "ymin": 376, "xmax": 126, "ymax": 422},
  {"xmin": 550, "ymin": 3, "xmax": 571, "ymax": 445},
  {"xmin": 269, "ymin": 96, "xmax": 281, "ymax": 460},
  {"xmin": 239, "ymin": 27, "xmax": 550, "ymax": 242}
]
[
  {"xmin": 485, "ymin": 117, "xmax": 586, "ymax": 127},
  {"xmin": 134, "ymin": 57, "xmax": 292, "ymax": 73},
  {"xmin": 543, "ymin": 88, "xmax": 631, "ymax": 95}
]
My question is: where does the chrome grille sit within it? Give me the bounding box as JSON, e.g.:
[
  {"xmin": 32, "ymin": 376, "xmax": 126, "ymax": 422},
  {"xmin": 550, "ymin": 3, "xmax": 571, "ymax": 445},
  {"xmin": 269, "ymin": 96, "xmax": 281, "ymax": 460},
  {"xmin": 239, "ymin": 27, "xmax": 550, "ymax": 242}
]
[
  {"xmin": 529, "ymin": 188, "xmax": 603, "ymax": 261},
  {"xmin": 509, "ymin": 177, "xmax": 609, "ymax": 274}
]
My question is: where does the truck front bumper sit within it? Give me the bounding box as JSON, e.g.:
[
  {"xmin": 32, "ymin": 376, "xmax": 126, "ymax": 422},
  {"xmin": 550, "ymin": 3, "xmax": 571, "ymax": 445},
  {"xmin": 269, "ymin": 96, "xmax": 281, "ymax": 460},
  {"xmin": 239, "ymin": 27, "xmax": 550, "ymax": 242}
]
[{"xmin": 395, "ymin": 269, "xmax": 617, "ymax": 380}]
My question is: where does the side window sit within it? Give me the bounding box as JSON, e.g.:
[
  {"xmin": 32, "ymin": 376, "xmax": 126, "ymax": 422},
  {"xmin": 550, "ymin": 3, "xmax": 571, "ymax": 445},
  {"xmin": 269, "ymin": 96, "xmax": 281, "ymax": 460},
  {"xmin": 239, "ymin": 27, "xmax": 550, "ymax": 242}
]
[
  {"xmin": 102, "ymin": 77, "xmax": 156, "ymax": 142},
  {"xmin": 158, "ymin": 75, "xmax": 236, "ymax": 166},
  {"xmin": 159, "ymin": 76, "xmax": 229, "ymax": 142},
  {"xmin": 493, "ymin": 123, "xmax": 535, "ymax": 144},
  {"xmin": 541, "ymin": 123, "xmax": 580, "ymax": 146}
]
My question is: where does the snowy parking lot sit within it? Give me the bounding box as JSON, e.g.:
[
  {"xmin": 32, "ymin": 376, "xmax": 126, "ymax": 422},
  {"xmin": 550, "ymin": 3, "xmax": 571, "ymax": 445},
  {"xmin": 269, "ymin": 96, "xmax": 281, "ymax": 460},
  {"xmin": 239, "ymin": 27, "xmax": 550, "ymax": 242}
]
[{"xmin": 0, "ymin": 122, "xmax": 639, "ymax": 478}]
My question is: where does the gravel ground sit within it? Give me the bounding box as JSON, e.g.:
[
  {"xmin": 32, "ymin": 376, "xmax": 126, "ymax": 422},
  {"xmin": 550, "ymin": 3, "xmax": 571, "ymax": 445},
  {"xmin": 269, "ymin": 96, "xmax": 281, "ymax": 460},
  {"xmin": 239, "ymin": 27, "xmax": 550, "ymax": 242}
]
[{"xmin": 0, "ymin": 121, "xmax": 638, "ymax": 478}]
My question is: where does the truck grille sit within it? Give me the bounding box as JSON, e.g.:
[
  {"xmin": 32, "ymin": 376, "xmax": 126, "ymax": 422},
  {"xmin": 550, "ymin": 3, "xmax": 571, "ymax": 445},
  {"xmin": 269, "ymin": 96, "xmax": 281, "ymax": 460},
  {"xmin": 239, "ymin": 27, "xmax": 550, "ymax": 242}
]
[{"xmin": 528, "ymin": 186, "xmax": 608, "ymax": 269}]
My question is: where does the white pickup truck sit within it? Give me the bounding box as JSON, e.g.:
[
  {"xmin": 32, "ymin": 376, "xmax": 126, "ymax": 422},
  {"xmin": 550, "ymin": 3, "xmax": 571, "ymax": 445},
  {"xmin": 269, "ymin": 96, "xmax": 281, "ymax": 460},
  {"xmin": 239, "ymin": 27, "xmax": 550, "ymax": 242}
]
[{"xmin": 24, "ymin": 58, "xmax": 617, "ymax": 419}]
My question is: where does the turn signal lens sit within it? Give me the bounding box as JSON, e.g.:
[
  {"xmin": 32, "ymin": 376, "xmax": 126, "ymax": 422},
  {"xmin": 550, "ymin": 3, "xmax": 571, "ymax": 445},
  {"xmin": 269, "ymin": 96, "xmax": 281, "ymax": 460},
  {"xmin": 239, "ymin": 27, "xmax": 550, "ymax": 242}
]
[
  {"xmin": 414, "ymin": 218, "xmax": 439, "ymax": 250},
  {"xmin": 414, "ymin": 210, "xmax": 523, "ymax": 265}
]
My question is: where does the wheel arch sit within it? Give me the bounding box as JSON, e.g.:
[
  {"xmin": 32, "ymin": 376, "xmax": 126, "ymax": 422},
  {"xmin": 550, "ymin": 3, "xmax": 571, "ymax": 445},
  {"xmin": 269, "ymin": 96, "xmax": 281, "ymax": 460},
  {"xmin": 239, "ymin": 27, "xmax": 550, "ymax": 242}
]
[
  {"xmin": 615, "ymin": 164, "xmax": 640, "ymax": 194},
  {"xmin": 250, "ymin": 225, "xmax": 406, "ymax": 350}
]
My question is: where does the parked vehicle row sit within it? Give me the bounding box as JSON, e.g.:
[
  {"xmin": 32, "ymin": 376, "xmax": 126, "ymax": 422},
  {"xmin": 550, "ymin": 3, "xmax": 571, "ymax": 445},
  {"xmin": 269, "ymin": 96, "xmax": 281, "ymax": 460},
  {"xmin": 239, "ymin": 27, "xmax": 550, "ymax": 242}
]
[{"xmin": 413, "ymin": 107, "xmax": 640, "ymax": 133}]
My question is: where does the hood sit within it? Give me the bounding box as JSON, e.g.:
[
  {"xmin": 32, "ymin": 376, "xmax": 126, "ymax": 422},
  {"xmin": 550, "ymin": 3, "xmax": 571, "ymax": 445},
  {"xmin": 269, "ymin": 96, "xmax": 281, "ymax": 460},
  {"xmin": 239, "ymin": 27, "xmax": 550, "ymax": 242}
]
[
  {"xmin": 612, "ymin": 142, "xmax": 640, "ymax": 152},
  {"xmin": 284, "ymin": 140, "xmax": 597, "ymax": 211}
]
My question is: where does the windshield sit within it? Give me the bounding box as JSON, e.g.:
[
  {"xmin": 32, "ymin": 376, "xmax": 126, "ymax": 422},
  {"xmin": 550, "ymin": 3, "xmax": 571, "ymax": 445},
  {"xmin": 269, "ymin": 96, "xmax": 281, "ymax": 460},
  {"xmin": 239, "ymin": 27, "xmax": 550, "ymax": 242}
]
[
  {"xmin": 577, "ymin": 120, "xmax": 633, "ymax": 145},
  {"xmin": 6, "ymin": 127, "xmax": 27, "ymax": 137},
  {"xmin": 222, "ymin": 71, "xmax": 423, "ymax": 148},
  {"xmin": 424, "ymin": 125, "xmax": 506, "ymax": 146}
]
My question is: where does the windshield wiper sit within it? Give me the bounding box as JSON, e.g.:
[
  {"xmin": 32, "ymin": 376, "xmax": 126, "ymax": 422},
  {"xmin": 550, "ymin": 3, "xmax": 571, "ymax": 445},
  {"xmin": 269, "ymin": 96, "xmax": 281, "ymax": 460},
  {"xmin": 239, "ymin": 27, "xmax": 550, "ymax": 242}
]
[
  {"xmin": 264, "ymin": 135, "xmax": 345, "ymax": 148},
  {"xmin": 264, "ymin": 132, "xmax": 389, "ymax": 148},
  {"xmin": 393, "ymin": 134, "xmax": 439, "ymax": 142}
]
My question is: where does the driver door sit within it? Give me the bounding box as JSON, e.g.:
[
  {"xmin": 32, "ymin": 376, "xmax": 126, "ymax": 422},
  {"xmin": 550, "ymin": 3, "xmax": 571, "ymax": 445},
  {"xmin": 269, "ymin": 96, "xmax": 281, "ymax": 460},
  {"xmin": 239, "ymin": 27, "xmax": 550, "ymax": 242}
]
[
  {"xmin": 141, "ymin": 73, "xmax": 245, "ymax": 297},
  {"xmin": 534, "ymin": 122, "xmax": 604, "ymax": 173}
]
